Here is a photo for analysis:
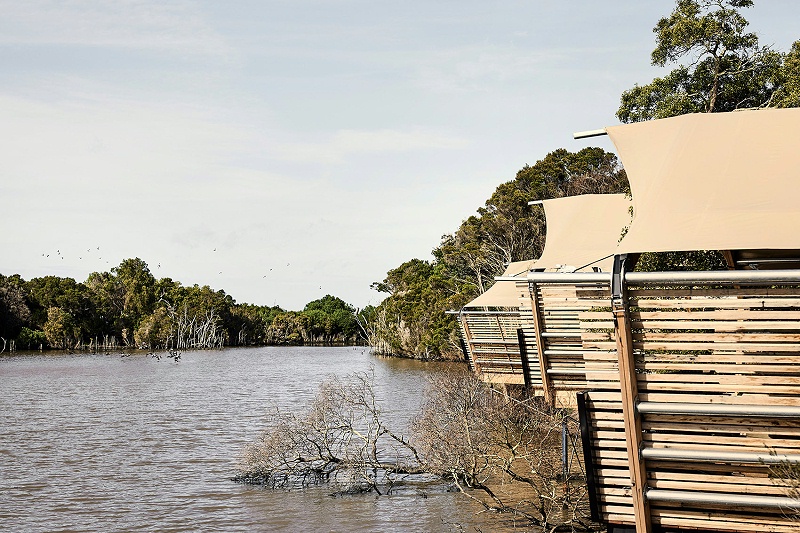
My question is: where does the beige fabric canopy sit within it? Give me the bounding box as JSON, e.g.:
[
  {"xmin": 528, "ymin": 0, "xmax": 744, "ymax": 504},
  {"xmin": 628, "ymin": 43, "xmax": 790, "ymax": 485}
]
[
  {"xmin": 462, "ymin": 278, "xmax": 524, "ymax": 308},
  {"xmin": 462, "ymin": 193, "xmax": 630, "ymax": 308},
  {"xmin": 503, "ymin": 259, "xmax": 538, "ymax": 276},
  {"xmin": 607, "ymin": 108, "xmax": 800, "ymax": 254},
  {"xmin": 533, "ymin": 194, "xmax": 631, "ymax": 272}
]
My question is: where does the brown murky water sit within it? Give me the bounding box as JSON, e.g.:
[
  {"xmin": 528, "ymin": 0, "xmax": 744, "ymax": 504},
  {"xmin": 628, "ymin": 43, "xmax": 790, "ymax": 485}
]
[{"xmin": 0, "ymin": 347, "xmax": 491, "ymax": 532}]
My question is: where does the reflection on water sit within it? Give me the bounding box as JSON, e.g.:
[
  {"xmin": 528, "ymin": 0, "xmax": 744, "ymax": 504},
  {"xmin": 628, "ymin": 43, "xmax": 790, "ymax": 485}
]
[{"xmin": 0, "ymin": 347, "xmax": 492, "ymax": 532}]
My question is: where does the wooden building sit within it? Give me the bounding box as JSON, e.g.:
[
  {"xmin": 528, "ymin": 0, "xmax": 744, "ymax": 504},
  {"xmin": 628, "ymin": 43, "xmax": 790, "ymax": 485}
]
[
  {"xmin": 457, "ymin": 194, "xmax": 631, "ymax": 406},
  {"xmin": 459, "ymin": 108, "xmax": 800, "ymax": 531}
]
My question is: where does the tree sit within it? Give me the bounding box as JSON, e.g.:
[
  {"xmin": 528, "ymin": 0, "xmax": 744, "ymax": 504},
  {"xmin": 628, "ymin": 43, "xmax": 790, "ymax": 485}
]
[
  {"xmin": 0, "ymin": 274, "xmax": 31, "ymax": 343},
  {"xmin": 235, "ymin": 369, "xmax": 597, "ymax": 531},
  {"xmin": 618, "ymin": 0, "xmax": 799, "ymax": 122},
  {"xmin": 43, "ymin": 307, "xmax": 80, "ymax": 349},
  {"xmin": 437, "ymin": 148, "xmax": 628, "ymax": 299},
  {"xmin": 112, "ymin": 258, "xmax": 157, "ymax": 341},
  {"xmin": 369, "ymin": 148, "xmax": 628, "ymax": 360},
  {"xmin": 370, "ymin": 259, "xmax": 467, "ymax": 359},
  {"xmin": 26, "ymin": 276, "xmax": 95, "ymax": 344},
  {"xmin": 235, "ymin": 369, "xmax": 424, "ymax": 494},
  {"xmin": 771, "ymin": 41, "xmax": 800, "ymax": 107},
  {"xmin": 414, "ymin": 371, "xmax": 596, "ymax": 531}
]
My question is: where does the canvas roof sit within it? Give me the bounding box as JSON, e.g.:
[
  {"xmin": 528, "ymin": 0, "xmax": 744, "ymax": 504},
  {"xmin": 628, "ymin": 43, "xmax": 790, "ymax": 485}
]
[
  {"xmin": 462, "ymin": 278, "xmax": 524, "ymax": 308},
  {"xmin": 503, "ymin": 259, "xmax": 538, "ymax": 276},
  {"xmin": 462, "ymin": 193, "xmax": 630, "ymax": 308},
  {"xmin": 607, "ymin": 108, "xmax": 800, "ymax": 254},
  {"xmin": 533, "ymin": 194, "xmax": 631, "ymax": 272}
]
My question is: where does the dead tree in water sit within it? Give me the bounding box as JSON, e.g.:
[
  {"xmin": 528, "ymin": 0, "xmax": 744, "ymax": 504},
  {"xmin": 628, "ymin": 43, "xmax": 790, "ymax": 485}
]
[
  {"xmin": 163, "ymin": 301, "xmax": 226, "ymax": 349},
  {"xmin": 235, "ymin": 369, "xmax": 599, "ymax": 531},
  {"xmin": 235, "ymin": 368, "xmax": 426, "ymax": 494},
  {"xmin": 414, "ymin": 371, "xmax": 596, "ymax": 531}
]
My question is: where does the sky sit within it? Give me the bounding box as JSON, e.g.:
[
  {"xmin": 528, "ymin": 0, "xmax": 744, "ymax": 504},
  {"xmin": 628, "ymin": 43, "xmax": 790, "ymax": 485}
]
[{"xmin": 1, "ymin": 1, "xmax": 797, "ymax": 311}]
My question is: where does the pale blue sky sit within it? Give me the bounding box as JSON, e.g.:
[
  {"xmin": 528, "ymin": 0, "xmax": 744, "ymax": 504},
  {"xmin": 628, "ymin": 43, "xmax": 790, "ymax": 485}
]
[{"xmin": 1, "ymin": 1, "xmax": 797, "ymax": 310}]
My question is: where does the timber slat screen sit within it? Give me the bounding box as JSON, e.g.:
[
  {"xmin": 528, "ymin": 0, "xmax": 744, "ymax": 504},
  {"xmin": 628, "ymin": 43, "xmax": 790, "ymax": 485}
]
[
  {"xmin": 578, "ymin": 278, "xmax": 800, "ymax": 532},
  {"xmin": 460, "ymin": 310, "xmax": 530, "ymax": 384},
  {"xmin": 536, "ymin": 282, "xmax": 620, "ymax": 394}
]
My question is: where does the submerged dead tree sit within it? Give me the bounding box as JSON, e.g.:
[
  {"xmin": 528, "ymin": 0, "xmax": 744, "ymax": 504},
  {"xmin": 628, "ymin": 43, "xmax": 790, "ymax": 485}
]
[
  {"xmin": 414, "ymin": 372, "xmax": 596, "ymax": 532},
  {"xmin": 234, "ymin": 369, "xmax": 426, "ymax": 494},
  {"xmin": 235, "ymin": 369, "xmax": 598, "ymax": 532}
]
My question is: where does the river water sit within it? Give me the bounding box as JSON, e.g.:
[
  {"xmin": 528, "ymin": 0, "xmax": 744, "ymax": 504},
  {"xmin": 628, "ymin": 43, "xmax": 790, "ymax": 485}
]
[{"xmin": 0, "ymin": 347, "xmax": 492, "ymax": 532}]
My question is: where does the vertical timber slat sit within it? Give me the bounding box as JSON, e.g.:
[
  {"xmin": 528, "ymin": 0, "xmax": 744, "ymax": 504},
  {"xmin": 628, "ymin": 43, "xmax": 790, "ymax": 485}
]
[
  {"xmin": 612, "ymin": 256, "xmax": 651, "ymax": 533},
  {"xmin": 577, "ymin": 391, "xmax": 601, "ymax": 523},
  {"xmin": 529, "ymin": 281, "xmax": 554, "ymax": 406},
  {"xmin": 460, "ymin": 314, "xmax": 477, "ymax": 372}
]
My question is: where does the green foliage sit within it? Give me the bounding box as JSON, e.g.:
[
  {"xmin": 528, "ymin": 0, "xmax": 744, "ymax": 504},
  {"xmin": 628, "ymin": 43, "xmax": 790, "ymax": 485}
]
[
  {"xmin": 0, "ymin": 274, "xmax": 31, "ymax": 340},
  {"xmin": 618, "ymin": 0, "xmax": 800, "ymax": 122},
  {"xmin": 771, "ymin": 41, "xmax": 800, "ymax": 108},
  {"xmin": 0, "ymin": 259, "xmax": 362, "ymax": 351},
  {"xmin": 370, "ymin": 260, "xmax": 467, "ymax": 359},
  {"xmin": 635, "ymin": 250, "xmax": 729, "ymax": 272},
  {"xmin": 369, "ymin": 148, "xmax": 628, "ymax": 360},
  {"xmin": 261, "ymin": 295, "xmax": 360, "ymax": 346},
  {"xmin": 43, "ymin": 307, "xmax": 81, "ymax": 349},
  {"xmin": 16, "ymin": 327, "xmax": 47, "ymax": 350}
]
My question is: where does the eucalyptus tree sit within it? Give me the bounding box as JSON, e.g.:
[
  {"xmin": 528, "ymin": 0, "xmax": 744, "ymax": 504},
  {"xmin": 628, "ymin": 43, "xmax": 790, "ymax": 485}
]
[{"xmin": 618, "ymin": 0, "xmax": 800, "ymax": 122}]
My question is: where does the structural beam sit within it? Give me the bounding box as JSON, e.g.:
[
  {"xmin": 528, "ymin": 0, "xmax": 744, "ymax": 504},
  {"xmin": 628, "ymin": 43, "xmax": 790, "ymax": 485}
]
[
  {"xmin": 459, "ymin": 314, "xmax": 477, "ymax": 372},
  {"xmin": 573, "ymin": 128, "xmax": 608, "ymax": 139},
  {"xmin": 641, "ymin": 448, "xmax": 800, "ymax": 465},
  {"xmin": 495, "ymin": 268, "xmax": 800, "ymax": 285},
  {"xmin": 638, "ymin": 402, "xmax": 800, "ymax": 418}
]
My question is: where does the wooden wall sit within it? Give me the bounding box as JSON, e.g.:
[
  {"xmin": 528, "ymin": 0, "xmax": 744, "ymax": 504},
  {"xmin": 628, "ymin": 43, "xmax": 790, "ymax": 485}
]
[{"xmin": 579, "ymin": 281, "xmax": 800, "ymax": 532}]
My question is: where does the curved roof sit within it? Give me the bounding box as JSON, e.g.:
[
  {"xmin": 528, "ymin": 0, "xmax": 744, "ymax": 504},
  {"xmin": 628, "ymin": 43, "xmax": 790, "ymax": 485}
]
[
  {"xmin": 534, "ymin": 193, "xmax": 631, "ymax": 272},
  {"xmin": 462, "ymin": 193, "xmax": 630, "ymax": 308},
  {"xmin": 462, "ymin": 278, "xmax": 524, "ymax": 308},
  {"xmin": 607, "ymin": 108, "xmax": 800, "ymax": 254},
  {"xmin": 502, "ymin": 259, "xmax": 538, "ymax": 276}
]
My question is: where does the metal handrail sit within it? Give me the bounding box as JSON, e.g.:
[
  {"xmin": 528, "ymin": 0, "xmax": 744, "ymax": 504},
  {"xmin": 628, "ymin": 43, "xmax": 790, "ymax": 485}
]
[
  {"xmin": 638, "ymin": 402, "xmax": 800, "ymax": 418},
  {"xmin": 495, "ymin": 268, "xmax": 800, "ymax": 285},
  {"xmin": 646, "ymin": 489, "xmax": 800, "ymax": 510},
  {"xmin": 641, "ymin": 447, "xmax": 800, "ymax": 465}
]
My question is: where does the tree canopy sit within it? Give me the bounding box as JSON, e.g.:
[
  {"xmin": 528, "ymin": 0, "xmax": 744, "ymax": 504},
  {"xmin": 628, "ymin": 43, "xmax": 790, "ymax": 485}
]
[
  {"xmin": 618, "ymin": 0, "xmax": 800, "ymax": 122},
  {"xmin": 369, "ymin": 148, "xmax": 628, "ymax": 360},
  {"xmin": 0, "ymin": 259, "xmax": 364, "ymax": 351}
]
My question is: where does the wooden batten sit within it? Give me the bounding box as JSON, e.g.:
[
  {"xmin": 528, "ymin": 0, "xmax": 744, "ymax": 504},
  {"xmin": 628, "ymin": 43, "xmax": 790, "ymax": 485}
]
[
  {"xmin": 529, "ymin": 282, "xmax": 554, "ymax": 406},
  {"xmin": 612, "ymin": 257, "xmax": 652, "ymax": 533},
  {"xmin": 580, "ymin": 270, "xmax": 800, "ymax": 532}
]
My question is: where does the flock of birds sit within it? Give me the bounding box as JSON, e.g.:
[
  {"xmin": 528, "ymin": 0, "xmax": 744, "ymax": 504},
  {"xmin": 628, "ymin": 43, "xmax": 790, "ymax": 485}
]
[
  {"xmin": 42, "ymin": 247, "xmax": 109, "ymax": 264},
  {"xmin": 38, "ymin": 246, "xmax": 327, "ymax": 299}
]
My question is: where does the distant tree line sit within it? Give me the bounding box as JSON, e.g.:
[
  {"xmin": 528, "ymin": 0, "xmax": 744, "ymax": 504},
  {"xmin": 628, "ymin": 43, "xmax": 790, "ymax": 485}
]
[
  {"xmin": 0, "ymin": 258, "xmax": 367, "ymax": 352},
  {"xmin": 365, "ymin": 0, "xmax": 800, "ymax": 361}
]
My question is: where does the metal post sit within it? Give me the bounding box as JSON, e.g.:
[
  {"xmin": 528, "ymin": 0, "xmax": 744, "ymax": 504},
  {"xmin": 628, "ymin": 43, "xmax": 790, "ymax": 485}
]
[
  {"xmin": 516, "ymin": 328, "xmax": 532, "ymax": 389},
  {"xmin": 562, "ymin": 415, "xmax": 568, "ymax": 481},
  {"xmin": 577, "ymin": 392, "xmax": 601, "ymax": 523}
]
